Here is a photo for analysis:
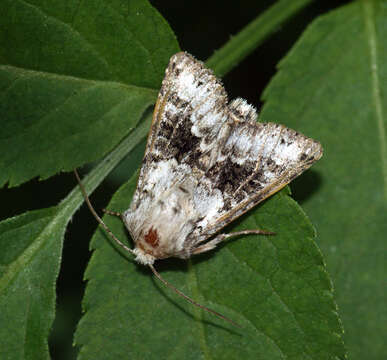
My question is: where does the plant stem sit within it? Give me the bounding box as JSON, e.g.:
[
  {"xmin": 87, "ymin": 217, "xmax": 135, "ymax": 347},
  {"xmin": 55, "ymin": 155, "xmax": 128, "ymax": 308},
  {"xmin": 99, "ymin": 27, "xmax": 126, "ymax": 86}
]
[
  {"xmin": 206, "ymin": 0, "xmax": 315, "ymax": 77},
  {"xmin": 67, "ymin": 114, "xmax": 151, "ymax": 202}
]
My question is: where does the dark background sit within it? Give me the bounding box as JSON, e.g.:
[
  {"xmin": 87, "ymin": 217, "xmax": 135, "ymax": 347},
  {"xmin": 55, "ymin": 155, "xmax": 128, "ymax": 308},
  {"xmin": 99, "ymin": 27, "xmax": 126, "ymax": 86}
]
[{"xmin": 0, "ymin": 1, "xmax": 351, "ymax": 358}]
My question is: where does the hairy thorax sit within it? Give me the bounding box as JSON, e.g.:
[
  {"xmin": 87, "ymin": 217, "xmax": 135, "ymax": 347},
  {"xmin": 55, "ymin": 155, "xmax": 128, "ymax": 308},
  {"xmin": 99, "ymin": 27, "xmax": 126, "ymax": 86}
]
[{"xmin": 123, "ymin": 183, "xmax": 198, "ymax": 265}]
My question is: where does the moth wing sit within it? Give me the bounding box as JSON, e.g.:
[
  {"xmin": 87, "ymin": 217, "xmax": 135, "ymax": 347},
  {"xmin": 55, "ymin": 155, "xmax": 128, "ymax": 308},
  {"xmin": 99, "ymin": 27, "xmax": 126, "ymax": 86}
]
[
  {"xmin": 128, "ymin": 52, "xmax": 322, "ymax": 258},
  {"xmin": 186, "ymin": 119, "xmax": 323, "ymax": 245},
  {"xmin": 131, "ymin": 52, "xmax": 229, "ymax": 209}
]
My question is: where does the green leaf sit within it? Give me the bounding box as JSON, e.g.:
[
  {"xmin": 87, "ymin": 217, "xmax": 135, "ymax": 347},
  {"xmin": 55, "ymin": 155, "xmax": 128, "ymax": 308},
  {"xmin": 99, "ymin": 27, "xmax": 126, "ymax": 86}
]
[
  {"xmin": 0, "ymin": 0, "xmax": 177, "ymax": 86},
  {"xmin": 261, "ymin": 1, "xmax": 386, "ymax": 359},
  {"xmin": 0, "ymin": 68, "xmax": 156, "ymax": 187},
  {"xmin": 0, "ymin": 208, "xmax": 59, "ymax": 360},
  {"xmin": 75, "ymin": 177, "xmax": 345, "ymax": 360},
  {"xmin": 0, "ymin": 0, "xmax": 179, "ymax": 187}
]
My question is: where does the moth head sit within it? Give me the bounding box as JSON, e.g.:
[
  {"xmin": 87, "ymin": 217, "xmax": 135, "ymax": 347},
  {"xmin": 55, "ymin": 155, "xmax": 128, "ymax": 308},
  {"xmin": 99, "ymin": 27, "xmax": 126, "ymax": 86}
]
[{"xmin": 132, "ymin": 247, "xmax": 156, "ymax": 265}]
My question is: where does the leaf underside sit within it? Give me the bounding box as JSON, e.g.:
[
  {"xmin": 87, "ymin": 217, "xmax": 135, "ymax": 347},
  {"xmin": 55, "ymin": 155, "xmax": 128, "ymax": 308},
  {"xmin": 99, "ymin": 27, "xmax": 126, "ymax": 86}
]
[{"xmin": 0, "ymin": 0, "xmax": 179, "ymax": 187}]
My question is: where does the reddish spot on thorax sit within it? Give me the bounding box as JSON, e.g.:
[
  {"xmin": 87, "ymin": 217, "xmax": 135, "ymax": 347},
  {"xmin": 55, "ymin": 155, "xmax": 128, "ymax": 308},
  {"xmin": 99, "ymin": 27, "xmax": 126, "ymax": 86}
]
[{"xmin": 144, "ymin": 227, "xmax": 159, "ymax": 247}]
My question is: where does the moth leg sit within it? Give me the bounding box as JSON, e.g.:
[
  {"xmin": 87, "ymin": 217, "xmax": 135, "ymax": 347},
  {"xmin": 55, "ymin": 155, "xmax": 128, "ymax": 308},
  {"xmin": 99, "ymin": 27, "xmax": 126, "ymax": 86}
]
[
  {"xmin": 192, "ymin": 229, "xmax": 274, "ymax": 255},
  {"xmin": 102, "ymin": 209, "xmax": 122, "ymax": 217}
]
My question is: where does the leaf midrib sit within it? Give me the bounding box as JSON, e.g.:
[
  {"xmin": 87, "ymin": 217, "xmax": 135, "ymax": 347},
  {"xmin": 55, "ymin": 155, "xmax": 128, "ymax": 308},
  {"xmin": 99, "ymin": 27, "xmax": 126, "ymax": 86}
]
[
  {"xmin": 187, "ymin": 260, "xmax": 212, "ymax": 360},
  {"xmin": 0, "ymin": 64, "xmax": 160, "ymax": 93}
]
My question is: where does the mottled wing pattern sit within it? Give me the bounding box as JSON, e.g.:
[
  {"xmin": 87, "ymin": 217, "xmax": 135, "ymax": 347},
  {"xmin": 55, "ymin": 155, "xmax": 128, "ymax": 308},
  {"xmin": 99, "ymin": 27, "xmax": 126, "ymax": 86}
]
[
  {"xmin": 187, "ymin": 119, "xmax": 322, "ymax": 244},
  {"xmin": 129, "ymin": 52, "xmax": 322, "ymax": 256},
  {"xmin": 131, "ymin": 52, "xmax": 229, "ymax": 210}
]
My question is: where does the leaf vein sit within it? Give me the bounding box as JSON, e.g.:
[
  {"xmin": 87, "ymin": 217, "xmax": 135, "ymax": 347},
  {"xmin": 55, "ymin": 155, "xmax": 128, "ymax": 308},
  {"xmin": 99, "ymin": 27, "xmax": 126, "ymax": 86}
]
[{"xmin": 363, "ymin": 0, "xmax": 387, "ymax": 200}]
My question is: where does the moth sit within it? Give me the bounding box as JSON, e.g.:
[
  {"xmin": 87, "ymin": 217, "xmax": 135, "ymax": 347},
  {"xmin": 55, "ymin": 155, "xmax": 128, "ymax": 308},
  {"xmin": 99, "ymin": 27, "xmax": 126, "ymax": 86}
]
[{"xmin": 75, "ymin": 52, "xmax": 323, "ymax": 326}]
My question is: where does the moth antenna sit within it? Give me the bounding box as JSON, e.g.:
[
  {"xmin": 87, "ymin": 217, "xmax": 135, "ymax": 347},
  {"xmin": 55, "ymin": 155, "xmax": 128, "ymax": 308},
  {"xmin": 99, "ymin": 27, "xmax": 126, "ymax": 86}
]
[
  {"xmin": 75, "ymin": 169, "xmax": 239, "ymax": 327},
  {"xmin": 74, "ymin": 169, "xmax": 135, "ymax": 256},
  {"xmin": 149, "ymin": 264, "xmax": 241, "ymax": 328}
]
